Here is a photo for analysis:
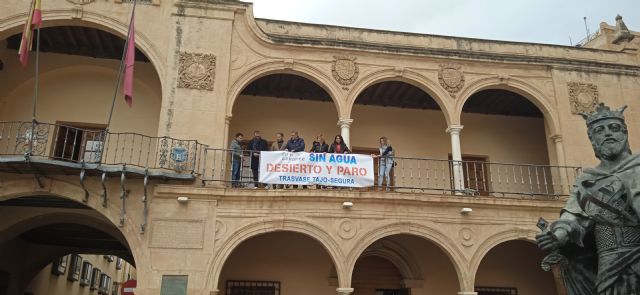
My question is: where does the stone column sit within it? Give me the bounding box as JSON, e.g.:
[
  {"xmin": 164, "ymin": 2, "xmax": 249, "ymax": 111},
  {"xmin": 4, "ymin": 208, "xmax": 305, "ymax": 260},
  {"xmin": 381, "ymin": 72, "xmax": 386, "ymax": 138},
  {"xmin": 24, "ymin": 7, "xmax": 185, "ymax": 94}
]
[
  {"xmin": 458, "ymin": 292, "xmax": 478, "ymax": 295},
  {"xmin": 447, "ymin": 125, "xmax": 464, "ymax": 194},
  {"xmin": 550, "ymin": 134, "xmax": 569, "ymax": 194},
  {"xmin": 336, "ymin": 287, "xmax": 354, "ymax": 295},
  {"xmin": 337, "ymin": 118, "xmax": 354, "ymax": 148}
]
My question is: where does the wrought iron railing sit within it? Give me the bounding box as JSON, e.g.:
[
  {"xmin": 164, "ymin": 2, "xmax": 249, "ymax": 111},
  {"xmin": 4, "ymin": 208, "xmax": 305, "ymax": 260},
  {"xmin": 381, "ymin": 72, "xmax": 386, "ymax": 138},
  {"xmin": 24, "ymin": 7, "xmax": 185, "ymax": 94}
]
[
  {"xmin": 0, "ymin": 121, "xmax": 204, "ymax": 175},
  {"xmin": 201, "ymin": 148, "xmax": 582, "ymax": 198}
]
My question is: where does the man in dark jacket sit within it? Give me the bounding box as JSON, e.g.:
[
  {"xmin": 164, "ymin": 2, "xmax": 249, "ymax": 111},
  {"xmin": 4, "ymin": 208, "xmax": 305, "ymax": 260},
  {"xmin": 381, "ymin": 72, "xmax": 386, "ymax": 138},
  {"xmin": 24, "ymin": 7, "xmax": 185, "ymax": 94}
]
[
  {"xmin": 284, "ymin": 130, "xmax": 305, "ymax": 152},
  {"xmin": 284, "ymin": 130, "xmax": 306, "ymax": 188},
  {"xmin": 247, "ymin": 130, "xmax": 268, "ymax": 188}
]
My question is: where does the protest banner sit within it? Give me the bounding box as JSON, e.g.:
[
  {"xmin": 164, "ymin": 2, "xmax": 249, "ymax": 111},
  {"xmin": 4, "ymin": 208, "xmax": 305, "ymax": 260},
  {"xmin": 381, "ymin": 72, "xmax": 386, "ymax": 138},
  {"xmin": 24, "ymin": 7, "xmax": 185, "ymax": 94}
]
[{"xmin": 259, "ymin": 151, "xmax": 374, "ymax": 187}]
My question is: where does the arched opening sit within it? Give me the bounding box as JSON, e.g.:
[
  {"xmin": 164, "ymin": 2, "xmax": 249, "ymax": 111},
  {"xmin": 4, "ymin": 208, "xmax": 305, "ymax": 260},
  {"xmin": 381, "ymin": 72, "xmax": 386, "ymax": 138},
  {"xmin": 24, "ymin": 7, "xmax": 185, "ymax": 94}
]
[
  {"xmin": 217, "ymin": 231, "xmax": 337, "ymax": 295},
  {"xmin": 474, "ymin": 240, "xmax": 557, "ymax": 295},
  {"xmin": 351, "ymin": 81, "xmax": 449, "ymax": 190},
  {"xmin": 460, "ymin": 89, "xmax": 557, "ymax": 196},
  {"xmin": 350, "ymin": 234, "xmax": 459, "ymax": 295},
  {"xmin": 227, "ymin": 73, "xmax": 338, "ymax": 187},
  {"xmin": 0, "ymin": 25, "xmax": 162, "ymax": 136},
  {"xmin": 0, "ymin": 195, "xmax": 137, "ymax": 295}
]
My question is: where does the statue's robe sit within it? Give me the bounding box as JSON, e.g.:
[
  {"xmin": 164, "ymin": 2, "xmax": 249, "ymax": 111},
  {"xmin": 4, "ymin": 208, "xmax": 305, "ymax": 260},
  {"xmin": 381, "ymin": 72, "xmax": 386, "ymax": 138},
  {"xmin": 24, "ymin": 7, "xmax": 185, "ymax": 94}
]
[{"xmin": 560, "ymin": 154, "xmax": 640, "ymax": 295}]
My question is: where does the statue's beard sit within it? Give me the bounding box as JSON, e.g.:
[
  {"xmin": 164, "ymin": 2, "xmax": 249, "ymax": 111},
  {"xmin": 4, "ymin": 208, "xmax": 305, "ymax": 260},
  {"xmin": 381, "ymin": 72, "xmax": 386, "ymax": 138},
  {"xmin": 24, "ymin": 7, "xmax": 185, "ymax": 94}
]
[{"xmin": 595, "ymin": 138, "xmax": 628, "ymax": 160}]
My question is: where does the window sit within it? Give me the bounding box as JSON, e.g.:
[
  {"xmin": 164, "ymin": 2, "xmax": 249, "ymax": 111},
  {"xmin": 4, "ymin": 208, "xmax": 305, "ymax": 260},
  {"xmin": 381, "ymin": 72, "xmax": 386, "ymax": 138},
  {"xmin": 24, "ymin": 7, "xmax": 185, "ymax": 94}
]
[
  {"xmin": 99, "ymin": 274, "xmax": 112, "ymax": 295},
  {"xmin": 51, "ymin": 255, "xmax": 68, "ymax": 275},
  {"xmin": 226, "ymin": 281, "xmax": 280, "ymax": 295},
  {"xmin": 91, "ymin": 268, "xmax": 102, "ymax": 291},
  {"xmin": 80, "ymin": 261, "xmax": 93, "ymax": 286},
  {"xmin": 52, "ymin": 122, "xmax": 105, "ymax": 162},
  {"xmin": 67, "ymin": 254, "xmax": 83, "ymax": 282},
  {"xmin": 116, "ymin": 258, "xmax": 124, "ymax": 270},
  {"xmin": 475, "ymin": 286, "xmax": 518, "ymax": 295}
]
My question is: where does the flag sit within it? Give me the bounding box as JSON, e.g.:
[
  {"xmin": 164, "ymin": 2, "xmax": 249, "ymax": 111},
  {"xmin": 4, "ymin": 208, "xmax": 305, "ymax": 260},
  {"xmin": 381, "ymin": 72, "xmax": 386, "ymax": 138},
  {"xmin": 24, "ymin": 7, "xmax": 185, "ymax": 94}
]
[
  {"xmin": 123, "ymin": 7, "xmax": 135, "ymax": 108},
  {"xmin": 18, "ymin": 0, "xmax": 40, "ymax": 67}
]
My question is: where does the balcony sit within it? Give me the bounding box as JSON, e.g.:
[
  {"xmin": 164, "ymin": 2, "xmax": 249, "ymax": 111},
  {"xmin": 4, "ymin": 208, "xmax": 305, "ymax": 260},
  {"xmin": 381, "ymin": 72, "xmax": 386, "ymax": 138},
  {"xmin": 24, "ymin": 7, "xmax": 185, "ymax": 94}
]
[
  {"xmin": 0, "ymin": 121, "xmax": 204, "ymax": 180},
  {"xmin": 200, "ymin": 148, "xmax": 581, "ymax": 199}
]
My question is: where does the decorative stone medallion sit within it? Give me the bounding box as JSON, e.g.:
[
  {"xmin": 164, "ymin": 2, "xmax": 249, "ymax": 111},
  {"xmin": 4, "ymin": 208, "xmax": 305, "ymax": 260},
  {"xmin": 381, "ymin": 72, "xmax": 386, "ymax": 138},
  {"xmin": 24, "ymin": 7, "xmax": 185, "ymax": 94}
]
[
  {"xmin": 332, "ymin": 56, "xmax": 359, "ymax": 86},
  {"xmin": 438, "ymin": 64, "xmax": 465, "ymax": 97},
  {"xmin": 337, "ymin": 219, "xmax": 357, "ymax": 240},
  {"xmin": 567, "ymin": 82, "xmax": 599, "ymax": 114},
  {"xmin": 177, "ymin": 52, "xmax": 216, "ymax": 91},
  {"xmin": 458, "ymin": 227, "xmax": 475, "ymax": 247}
]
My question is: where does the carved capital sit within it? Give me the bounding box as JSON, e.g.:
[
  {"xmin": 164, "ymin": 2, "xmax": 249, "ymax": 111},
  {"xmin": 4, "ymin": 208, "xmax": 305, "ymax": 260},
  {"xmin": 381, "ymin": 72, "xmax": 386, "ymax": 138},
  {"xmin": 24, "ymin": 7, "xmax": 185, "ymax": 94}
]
[
  {"xmin": 336, "ymin": 288, "xmax": 355, "ymax": 295},
  {"xmin": 549, "ymin": 134, "xmax": 563, "ymax": 143},
  {"xmin": 446, "ymin": 125, "xmax": 464, "ymax": 135},
  {"xmin": 567, "ymin": 82, "xmax": 598, "ymax": 114},
  {"xmin": 337, "ymin": 118, "xmax": 354, "ymax": 129},
  {"xmin": 177, "ymin": 52, "xmax": 216, "ymax": 91}
]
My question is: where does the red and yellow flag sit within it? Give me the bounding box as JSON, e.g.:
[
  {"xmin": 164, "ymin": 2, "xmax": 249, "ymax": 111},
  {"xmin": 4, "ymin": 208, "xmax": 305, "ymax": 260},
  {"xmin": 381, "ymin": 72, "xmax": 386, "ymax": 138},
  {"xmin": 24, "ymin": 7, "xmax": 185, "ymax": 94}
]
[{"xmin": 18, "ymin": 0, "xmax": 42, "ymax": 67}]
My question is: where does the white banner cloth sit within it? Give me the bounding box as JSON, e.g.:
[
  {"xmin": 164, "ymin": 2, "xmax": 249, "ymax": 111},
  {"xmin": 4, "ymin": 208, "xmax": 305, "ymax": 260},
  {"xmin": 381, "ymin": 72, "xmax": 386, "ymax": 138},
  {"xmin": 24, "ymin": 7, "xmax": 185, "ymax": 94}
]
[{"xmin": 259, "ymin": 151, "xmax": 374, "ymax": 187}]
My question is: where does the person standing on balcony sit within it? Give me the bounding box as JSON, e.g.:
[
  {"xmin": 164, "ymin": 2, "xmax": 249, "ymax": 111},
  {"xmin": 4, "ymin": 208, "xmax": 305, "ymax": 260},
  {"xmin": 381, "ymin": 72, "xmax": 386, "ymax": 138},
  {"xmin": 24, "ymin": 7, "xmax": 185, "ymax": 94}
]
[
  {"xmin": 309, "ymin": 134, "xmax": 329, "ymax": 153},
  {"xmin": 328, "ymin": 134, "xmax": 350, "ymax": 154},
  {"xmin": 229, "ymin": 132, "xmax": 244, "ymax": 188},
  {"xmin": 284, "ymin": 130, "xmax": 306, "ymax": 188},
  {"xmin": 271, "ymin": 132, "xmax": 286, "ymax": 151},
  {"xmin": 270, "ymin": 132, "xmax": 286, "ymax": 189},
  {"xmin": 248, "ymin": 130, "xmax": 268, "ymax": 189},
  {"xmin": 371, "ymin": 137, "xmax": 394, "ymax": 191},
  {"xmin": 284, "ymin": 130, "xmax": 305, "ymax": 152}
]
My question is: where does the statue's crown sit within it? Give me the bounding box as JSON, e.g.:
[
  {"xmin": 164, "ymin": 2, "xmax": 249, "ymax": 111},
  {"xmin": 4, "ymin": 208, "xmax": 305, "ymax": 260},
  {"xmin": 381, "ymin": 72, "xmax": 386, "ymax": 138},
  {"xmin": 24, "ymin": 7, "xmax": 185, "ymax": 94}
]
[{"xmin": 580, "ymin": 103, "xmax": 627, "ymax": 126}]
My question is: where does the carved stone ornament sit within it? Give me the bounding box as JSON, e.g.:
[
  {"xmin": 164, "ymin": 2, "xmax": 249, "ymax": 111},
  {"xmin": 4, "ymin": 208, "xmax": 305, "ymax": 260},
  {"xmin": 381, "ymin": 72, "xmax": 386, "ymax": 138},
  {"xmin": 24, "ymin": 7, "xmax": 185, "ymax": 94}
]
[
  {"xmin": 438, "ymin": 64, "xmax": 465, "ymax": 97},
  {"xmin": 567, "ymin": 82, "xmax": 599, "ymax": 114},
  {"xmin": 458, "ymin": 227, "xmax": 475, "ymax": 247},
  {"xmin": 177, "ymin": 52, "xmax": 216, "ymax": 91},
  {"xmin": 337, "ymin": 219, "xmax": 357, "ymax": 240},
  {"xmin": 66, "ymin": 0, "xmax": 94, "ymax": 4},
  {"xmin": 332, "ymin": 56, "xmax": 359, "ymax": 86}
]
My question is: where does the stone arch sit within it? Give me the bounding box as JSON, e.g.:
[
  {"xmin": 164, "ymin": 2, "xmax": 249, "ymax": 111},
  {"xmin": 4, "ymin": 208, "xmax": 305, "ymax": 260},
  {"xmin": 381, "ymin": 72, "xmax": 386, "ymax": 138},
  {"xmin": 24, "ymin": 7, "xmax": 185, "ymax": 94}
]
[
  {"xmin": 359, "ymin": 239, "xmax": 423, "ymax": 281},
  {"xmin": 468, "ymin": 228, "xmax": 537, "ymax": 281},
  {"xmin": 345, "ymin": 222, "xmax": 468, "ymax": 291},
  {"xmin": 206, "ymin": 218, "xmax": 347, "ymax": 291},
  {"xmin": 454, "ymin": 76, "xmax": 560, "ymax": 135},
  {"xmin": 0, "ymin": 9, "xmax": 165, "ymax": 85},
  {"xmin": 345, "ymin": 68, "xmax": 453, "ymax": 126},
  {"xmin": 227, "ymin": 60, "xmax": 344, "ymax": 119},
  {"xmin": 0, "ymin": 178, "xmax": 146, "ymax": 270}
]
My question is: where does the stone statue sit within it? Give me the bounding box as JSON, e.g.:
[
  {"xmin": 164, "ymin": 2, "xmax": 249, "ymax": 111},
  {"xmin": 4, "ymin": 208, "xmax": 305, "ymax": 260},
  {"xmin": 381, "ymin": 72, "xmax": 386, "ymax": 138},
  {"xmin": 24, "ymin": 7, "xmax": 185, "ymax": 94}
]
[{"xmin": 536, "ymin": 103, "xmax": 640, "ymax": 295}]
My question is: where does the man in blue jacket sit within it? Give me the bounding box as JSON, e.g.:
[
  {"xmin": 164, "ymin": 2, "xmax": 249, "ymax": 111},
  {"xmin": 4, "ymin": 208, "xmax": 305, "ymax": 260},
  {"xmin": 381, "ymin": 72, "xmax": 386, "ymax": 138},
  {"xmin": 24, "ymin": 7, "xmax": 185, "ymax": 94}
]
[
  {"xmin": 284, "ymin": 130, "xmax": 305, "ymax": 152},
  {"xmin": 284, "ymin": 130, "xmax": 306, "ymax": 188}
]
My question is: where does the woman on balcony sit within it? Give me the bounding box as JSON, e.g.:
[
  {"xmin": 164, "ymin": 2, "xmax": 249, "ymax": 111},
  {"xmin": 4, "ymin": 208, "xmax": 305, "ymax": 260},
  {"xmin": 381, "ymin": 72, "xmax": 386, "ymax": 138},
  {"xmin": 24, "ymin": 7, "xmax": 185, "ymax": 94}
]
[
  {"xmin": 309, "ymin": 134, "xmax": 329, "ymax": 153},
  {"xmin": 371, "ymin": 137, "xmax": 394, "ymax": 191},
  {"xmin": 328, "ymin": 135, "xmax": 350, "ymax": 154}
]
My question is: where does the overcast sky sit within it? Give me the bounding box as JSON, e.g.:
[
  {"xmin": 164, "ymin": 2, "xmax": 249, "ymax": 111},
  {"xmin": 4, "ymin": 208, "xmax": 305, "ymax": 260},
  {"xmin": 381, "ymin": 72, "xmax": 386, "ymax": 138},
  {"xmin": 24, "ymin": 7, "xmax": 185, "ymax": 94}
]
[{"xmin": 247, "ymin": 0, "xmax": 640, "ymax": 46}]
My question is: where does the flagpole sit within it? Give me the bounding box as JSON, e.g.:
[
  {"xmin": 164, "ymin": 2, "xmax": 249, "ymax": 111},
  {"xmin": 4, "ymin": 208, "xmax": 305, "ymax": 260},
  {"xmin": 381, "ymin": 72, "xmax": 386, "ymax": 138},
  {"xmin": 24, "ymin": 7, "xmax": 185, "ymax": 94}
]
[
  {"xmin": 106, "ymin": 0, "xmax": 137, "ymax": 131},
  {"xmin": 28, "ymin": 25, "xmax": 41, "ymax": 157}
]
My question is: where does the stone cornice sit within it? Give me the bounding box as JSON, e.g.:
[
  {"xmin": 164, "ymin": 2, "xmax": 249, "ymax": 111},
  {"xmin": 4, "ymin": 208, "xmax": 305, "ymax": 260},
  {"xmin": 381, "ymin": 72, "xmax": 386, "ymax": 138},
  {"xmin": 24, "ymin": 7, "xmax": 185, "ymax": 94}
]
[
  {"xmin": 254, "ymin": 19, "xmax": 640, "ymax": 76},
  {"xmin": 154, "ymin": 185, "xmax": 565, "ymax": 211}
]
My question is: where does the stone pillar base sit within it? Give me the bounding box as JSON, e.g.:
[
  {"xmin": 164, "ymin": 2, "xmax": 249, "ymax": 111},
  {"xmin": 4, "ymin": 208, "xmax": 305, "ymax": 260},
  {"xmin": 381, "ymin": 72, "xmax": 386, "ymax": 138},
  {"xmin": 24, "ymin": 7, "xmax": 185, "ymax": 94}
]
[
  {"xmin": 336, "ymin": 287, "xmax": 354, "ymax": 295},
  {"xmin": 458, "ymin": 292, "xmax": 478, "ymax": 295}
]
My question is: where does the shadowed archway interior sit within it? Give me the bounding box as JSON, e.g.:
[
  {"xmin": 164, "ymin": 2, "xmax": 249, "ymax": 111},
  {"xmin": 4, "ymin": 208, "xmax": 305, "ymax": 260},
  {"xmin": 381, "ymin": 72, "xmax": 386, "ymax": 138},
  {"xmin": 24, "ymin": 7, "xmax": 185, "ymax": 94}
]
[{"xmin": 5, "ymin": 26, "xmax": 149, "ymax": 62}]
